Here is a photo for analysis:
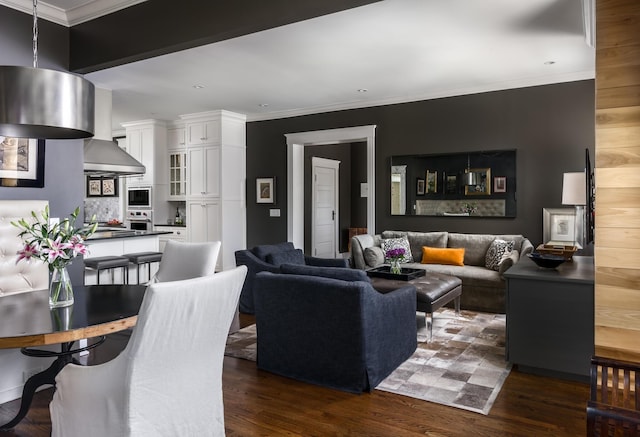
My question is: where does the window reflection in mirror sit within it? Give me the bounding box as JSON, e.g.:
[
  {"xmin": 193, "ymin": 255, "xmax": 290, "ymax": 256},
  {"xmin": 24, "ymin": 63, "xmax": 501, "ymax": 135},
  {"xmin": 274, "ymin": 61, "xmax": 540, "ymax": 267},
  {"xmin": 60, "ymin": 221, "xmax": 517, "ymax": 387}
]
[{"xmin": 390, "ymin": 150, "xmax": 516, "ymax": 217}]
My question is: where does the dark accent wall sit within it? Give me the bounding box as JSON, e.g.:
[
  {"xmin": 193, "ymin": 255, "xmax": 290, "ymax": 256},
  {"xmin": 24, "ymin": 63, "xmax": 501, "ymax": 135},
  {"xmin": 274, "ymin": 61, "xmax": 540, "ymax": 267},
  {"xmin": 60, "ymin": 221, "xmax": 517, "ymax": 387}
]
[
  {"xmin": 0, "ymin": 5, "xmax": 69, "ymax": 70},
  {"xmin": 246, "ymin": 80, "xmax": 595, "ymax": 248},
  {"xmin": 68, "ymin": 0, "xmax": 382, "ymax": 73}
]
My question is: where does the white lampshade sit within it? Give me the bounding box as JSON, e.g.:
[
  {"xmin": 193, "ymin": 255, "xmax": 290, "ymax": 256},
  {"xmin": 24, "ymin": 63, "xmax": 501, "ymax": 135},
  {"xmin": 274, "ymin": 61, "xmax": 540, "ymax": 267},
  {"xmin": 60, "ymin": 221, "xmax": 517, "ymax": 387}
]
[{"xmin": 562, "ymin": 172, "xmax": 586, "ymax": 206}]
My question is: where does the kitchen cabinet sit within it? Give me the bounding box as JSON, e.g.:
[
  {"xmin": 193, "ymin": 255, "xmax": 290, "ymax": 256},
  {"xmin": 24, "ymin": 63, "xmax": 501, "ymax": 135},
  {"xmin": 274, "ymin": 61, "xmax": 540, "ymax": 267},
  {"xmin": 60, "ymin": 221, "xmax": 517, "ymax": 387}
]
[
  {"xmin": 180, "ymin": 110, "xmax": 247, "ymax": 271},
  {"xmin": 168, "ymin": 151, "xmax": 187, "ymax": 200},
  {"xmin": 186, "ymin": 145, "xmax": 219, "ymax": 198},
  {"xmin": 187, "ymin": 200, "xmax": 221, "ymax": 270},
  {"xmin": 154, "ymin": 225, "xmax": 187, "ymax": 251},
  {"xmin": 167, "ymin": 126, "xmax": 186, "ymax": 149},
  {"xmin": 122, "ymin": 120, "xmax": 167, "ymax": 188},
  {"xmin": 186, "ymin": 119, "xmax": 220, "ymax": 145}
]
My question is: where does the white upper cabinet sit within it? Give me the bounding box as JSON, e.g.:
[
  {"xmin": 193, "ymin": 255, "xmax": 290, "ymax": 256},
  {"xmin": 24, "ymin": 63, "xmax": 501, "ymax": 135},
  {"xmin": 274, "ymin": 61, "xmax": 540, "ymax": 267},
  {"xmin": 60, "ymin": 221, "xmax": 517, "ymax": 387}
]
[
  {"xmin": 186, "ymin": 120, "xmax": 220, "ymax": 145},
  {"xmin": 186, "ymin": 145, "xmax": 220, "ymax": 198},
  {"xmin": 167, "ymin": 126, "xmax": 186, "ymax": 150}
]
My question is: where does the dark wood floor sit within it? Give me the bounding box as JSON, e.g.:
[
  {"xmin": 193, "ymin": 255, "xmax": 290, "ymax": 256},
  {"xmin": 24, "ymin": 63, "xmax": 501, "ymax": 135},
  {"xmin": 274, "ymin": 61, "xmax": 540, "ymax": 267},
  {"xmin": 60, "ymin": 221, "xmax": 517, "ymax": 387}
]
[{"xmin": 0, "ymin": 314, "xmax": 589, "ymax": 436}]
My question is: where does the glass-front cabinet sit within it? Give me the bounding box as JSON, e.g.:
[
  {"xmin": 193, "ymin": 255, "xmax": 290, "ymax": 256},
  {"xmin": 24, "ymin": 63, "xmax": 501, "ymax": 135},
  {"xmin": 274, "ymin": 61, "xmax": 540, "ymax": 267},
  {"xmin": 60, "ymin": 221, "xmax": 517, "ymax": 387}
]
[{"xmin": 169, "ymin": 151, "xmax": 187, "ymax": 200}]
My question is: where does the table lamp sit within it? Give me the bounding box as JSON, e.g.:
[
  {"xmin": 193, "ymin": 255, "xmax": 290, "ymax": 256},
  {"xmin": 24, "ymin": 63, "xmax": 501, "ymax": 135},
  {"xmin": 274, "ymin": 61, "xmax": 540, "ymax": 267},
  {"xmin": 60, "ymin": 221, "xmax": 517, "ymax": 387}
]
[{"xmin": 562, "ymin": 171, "xmax": 586, "ymax": 249}]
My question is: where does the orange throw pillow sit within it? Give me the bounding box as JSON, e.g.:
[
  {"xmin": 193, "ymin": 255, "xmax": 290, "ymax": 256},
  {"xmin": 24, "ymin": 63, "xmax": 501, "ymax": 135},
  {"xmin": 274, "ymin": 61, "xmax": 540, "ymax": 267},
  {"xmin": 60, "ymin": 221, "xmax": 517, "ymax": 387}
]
[{"xmin": 421, "ymin": 247, "xmax": 465, "ymax": 266}]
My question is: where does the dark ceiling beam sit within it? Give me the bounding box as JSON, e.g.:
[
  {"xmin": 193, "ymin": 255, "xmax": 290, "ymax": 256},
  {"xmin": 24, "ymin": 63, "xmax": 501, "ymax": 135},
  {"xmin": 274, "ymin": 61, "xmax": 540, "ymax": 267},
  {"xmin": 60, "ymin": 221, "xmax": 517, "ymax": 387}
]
[{"xmin": 70, "ymin": 0, "xmax": 381, "ymax": 74}]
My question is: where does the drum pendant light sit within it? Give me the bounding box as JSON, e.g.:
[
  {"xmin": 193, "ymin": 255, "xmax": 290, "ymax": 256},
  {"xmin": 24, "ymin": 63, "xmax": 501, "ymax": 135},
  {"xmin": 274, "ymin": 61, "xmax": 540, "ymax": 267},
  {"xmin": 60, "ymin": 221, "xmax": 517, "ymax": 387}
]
[{"xmin": 0, "ymin": 0, "xmax": 95, "ymax": 139}]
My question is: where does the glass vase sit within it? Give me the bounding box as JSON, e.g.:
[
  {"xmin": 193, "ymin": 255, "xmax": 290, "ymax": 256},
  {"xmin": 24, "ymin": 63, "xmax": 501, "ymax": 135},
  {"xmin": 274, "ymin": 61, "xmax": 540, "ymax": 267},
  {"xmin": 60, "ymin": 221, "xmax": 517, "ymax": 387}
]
[
  {"xmin": 390, "ymin": 259, "xmax": 402, "ymax": 275},
  {"xmin": 50, "ymin": 266, "xmax": 74, "ymax": 308}
]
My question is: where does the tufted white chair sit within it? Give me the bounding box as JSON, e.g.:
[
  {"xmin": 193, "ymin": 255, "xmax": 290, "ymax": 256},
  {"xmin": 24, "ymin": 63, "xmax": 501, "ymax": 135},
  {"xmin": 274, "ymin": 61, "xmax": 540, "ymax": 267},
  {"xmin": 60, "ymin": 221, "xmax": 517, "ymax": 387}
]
[
  {"xmin": 49, "ymin": 266, "xmax": 247, "ymax": 437},
  {"xmin": 0, "ymin": 200, "xmax": 49, "ymax": 296}
]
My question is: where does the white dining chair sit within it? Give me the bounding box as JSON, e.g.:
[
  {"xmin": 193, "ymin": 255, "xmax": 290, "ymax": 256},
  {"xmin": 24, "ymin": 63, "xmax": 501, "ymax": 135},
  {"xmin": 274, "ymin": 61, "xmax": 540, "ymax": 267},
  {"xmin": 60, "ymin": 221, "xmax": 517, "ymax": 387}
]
[
  {"xmin": 49, "ymin": 265, "xmax": 247, "ymax": 437},
  {"xmin": 153, "ymin": 240, "xmax": 221, "ymax": 283}
]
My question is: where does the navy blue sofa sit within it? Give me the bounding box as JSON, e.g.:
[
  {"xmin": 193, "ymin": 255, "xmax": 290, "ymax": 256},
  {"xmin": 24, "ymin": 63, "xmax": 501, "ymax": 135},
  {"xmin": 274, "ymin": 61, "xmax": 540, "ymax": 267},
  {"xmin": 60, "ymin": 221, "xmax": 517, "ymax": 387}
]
[
  {"xmin": 253, "ymin": 264, "xmax": 417, "ymax": 393},
  {"xmin": 235, "ymin": 242, "xmax": 349, "ymax": 314}
]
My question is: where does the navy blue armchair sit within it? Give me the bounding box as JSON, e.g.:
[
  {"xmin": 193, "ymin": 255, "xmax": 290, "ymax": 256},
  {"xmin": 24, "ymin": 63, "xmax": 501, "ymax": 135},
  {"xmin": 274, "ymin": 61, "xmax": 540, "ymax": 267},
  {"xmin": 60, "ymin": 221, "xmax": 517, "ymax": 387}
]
[
  {"xmin": 253, "ymin": 264, "xmax": 417, "ymax": 393},
  {"xmin": 235, "ymin": 242, "xmax": 349, "ymax": 314}
]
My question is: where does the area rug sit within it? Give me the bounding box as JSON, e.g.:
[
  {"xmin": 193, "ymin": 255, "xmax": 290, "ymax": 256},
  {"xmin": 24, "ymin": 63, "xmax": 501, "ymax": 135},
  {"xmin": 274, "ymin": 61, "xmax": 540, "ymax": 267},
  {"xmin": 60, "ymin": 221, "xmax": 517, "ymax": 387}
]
[{"xmin": 224, "ymin": 308, "xmax": 510, "ymax": 415}]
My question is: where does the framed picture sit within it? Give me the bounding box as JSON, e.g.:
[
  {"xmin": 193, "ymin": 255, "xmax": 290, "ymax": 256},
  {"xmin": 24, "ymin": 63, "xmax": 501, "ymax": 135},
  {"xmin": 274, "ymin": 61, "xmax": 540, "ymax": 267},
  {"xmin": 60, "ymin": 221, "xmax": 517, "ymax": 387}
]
[
  {"xmin": 464, "ymin": 168, "xmax": 491, "ymax": 195},
  {"xmin": 445, "ymin": 174, "xmax": 458, "ymax": 194},
  {"xmin": 543, "ymin": 207, "xmax": 580, "ymax": 245},
  {"xmin": 416, "ymin": 178, "xmax": 425, "ymax": 195},
  {"xmin": 426, "ymin": 170, "xmax": 437, "ymax": 193},
  {"xmin": 101, "ymin": 178, "xmax": 118, "ymax": 197},
  {"xmin": 256, "ymin": 177, "xmax": 275, "ymax": 204},
  {"xmin": 0, "ymin": 137, "xmax": 45, "ymax": 188},
  {"xmin": 86, "ymin": 176, "xmax": 119, "ymax": 197},
  {"xmin": 494, "ymin": 176, "xmax": 507, "ymax": 193}
]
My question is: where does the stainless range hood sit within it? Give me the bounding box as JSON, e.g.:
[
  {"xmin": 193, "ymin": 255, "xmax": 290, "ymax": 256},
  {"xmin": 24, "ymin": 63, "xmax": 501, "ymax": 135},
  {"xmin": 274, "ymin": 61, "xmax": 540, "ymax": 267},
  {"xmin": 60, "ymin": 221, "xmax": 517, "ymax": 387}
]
[
  {"xmin": 84, "ymin": 138, "xmax": 146, "ymax": 176},
  {"xmin": 83, "ymin": 88, "xmax": 145, "ymax": 177}
]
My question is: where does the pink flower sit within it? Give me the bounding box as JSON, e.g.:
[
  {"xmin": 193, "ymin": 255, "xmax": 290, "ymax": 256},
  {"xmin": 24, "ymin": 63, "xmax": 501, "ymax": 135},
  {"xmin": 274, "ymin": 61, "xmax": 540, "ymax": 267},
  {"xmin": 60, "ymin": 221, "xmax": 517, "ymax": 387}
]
[
  {"xmin": 44, "ymin": 238, "xmax": 71, "ymax": 264},
  {"xmin": 16, "ymin": 244, "xmax": 39, "ymax": 263},
  {"xmin": 71, "ymin": 243, "xmax": 88, "ymax": 257}
]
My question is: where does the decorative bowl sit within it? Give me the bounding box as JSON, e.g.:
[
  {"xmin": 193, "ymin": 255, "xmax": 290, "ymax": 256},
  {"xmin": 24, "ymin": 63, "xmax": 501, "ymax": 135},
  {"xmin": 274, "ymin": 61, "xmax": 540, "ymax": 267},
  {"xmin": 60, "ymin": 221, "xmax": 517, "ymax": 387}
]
[{"xmin": 527, "ymin": 252, "xmax": 566, "ymax": 269}]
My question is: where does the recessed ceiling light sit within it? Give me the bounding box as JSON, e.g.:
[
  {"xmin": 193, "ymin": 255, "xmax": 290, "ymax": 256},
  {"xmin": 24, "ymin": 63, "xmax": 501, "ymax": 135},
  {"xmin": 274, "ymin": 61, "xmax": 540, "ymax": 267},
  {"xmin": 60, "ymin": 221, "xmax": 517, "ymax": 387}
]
[
  {"xmin": 357, "ymin": 88, "xmax": 368, "ymax": 93},
  {"xmin": 192, "ymin": 84, "xmax": 205, "ymax": 89},
  {"xmin": 259, "ymin": 103, "xmax": 269, "ymax": 107},
  {"xmin": 544, "ymin": 61, "xmax": 556, "ymax": 65}
]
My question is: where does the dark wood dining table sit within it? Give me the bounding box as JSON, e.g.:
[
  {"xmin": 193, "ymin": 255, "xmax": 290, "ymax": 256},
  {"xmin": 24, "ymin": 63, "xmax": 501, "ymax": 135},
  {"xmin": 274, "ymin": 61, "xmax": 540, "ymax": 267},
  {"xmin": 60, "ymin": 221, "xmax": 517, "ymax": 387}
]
[{"xmin": 0, "ymin": 284, "xmax": 147, "ymax": 431}]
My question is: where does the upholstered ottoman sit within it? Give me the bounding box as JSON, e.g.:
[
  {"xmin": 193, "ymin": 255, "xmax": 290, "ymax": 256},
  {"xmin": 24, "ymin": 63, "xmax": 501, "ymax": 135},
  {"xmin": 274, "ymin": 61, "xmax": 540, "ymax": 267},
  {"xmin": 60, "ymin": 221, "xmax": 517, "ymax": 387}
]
[{"xmin": 369, "ymin": 272, "xmax": 462, "ymax": 341}]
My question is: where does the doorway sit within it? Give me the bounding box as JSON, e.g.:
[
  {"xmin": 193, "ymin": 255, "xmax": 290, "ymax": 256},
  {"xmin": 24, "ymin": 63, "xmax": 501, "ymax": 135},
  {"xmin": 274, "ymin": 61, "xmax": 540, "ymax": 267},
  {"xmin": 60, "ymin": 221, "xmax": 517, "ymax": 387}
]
[
  {"xmin": 285, "ymin": 125, "xmax": 376, "ymax": 252},
  {"xmin": 311, "ymin": 157, "xmax": 340, "ymax": 257}
]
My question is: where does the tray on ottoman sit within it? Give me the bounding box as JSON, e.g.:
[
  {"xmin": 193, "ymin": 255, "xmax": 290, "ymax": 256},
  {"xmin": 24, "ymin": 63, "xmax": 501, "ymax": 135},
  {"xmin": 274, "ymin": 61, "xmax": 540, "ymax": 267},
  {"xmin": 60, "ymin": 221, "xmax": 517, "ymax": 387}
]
[{"xmin": 366, "ymin": 266, "xmax": 426, "ymax": 281}]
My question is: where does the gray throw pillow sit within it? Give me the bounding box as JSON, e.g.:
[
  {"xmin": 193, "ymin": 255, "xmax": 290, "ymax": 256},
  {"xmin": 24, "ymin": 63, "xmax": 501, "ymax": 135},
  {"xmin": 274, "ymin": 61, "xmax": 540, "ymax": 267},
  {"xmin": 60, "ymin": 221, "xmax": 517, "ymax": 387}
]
[
  {"xmin": 485, "ymin": 239, "xmax": 515, "ymax": 271},
  {"xmin": 363, "ymin": 246, "xmax": 385, "ymax": 267},
  {"xmin": 267, "ymin": 249, "xmax": 305, "ymax": 267}
]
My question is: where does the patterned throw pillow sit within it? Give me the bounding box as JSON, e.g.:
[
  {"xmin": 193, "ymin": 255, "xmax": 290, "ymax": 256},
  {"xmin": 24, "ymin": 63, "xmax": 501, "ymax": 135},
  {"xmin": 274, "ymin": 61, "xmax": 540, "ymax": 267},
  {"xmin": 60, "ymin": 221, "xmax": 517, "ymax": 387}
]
[
  {"xmin": 381, "ymin": 237, "xmax": 413, "ymax": 263},
  {"xmin": 485, "ymin": 239, "xmax": 515, "ymax": 271}
]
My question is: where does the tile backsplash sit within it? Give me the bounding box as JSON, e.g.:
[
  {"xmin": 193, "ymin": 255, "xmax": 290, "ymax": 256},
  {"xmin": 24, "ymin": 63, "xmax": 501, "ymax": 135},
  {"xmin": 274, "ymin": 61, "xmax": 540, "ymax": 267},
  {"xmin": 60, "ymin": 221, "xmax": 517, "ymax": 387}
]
[{"xmin": 84, "ymin": 197, "xmax": 121, "ymax": 222}]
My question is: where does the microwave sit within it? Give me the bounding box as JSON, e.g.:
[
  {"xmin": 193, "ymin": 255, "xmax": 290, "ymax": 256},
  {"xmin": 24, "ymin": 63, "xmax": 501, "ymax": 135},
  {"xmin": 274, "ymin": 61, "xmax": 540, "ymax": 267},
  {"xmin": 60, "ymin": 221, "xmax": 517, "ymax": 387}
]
[{"xmin": 127, "ymin": 187, "xmax": 152, "ymax": 208}]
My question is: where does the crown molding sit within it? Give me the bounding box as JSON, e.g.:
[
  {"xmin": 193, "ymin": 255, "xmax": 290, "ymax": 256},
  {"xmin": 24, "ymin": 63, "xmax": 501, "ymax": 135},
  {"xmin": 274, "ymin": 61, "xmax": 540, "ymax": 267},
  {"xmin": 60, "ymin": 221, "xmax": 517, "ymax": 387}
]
[
  {"xmin": 246, "ymin": 70, "xmax": 595, "ymax": 122},
  {"xmin": 0, "ymin": 0, "xmax": 147, "ymax": 26}
]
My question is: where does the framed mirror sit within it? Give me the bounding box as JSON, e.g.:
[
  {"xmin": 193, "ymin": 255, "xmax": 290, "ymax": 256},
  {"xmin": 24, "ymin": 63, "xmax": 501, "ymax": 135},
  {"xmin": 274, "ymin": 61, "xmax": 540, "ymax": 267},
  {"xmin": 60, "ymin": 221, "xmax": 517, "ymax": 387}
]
[{"xmin": 390, "ymin": 150, "xmax": 516, "ymax": 217}]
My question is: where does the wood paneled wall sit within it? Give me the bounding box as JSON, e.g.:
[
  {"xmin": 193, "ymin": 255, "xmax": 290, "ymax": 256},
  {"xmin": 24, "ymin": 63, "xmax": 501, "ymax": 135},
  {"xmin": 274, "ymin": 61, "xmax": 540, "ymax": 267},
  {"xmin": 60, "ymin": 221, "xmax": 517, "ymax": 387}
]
[{"xmin": 595, "ymin": 0, "xmax": 640, "ymax": 361}]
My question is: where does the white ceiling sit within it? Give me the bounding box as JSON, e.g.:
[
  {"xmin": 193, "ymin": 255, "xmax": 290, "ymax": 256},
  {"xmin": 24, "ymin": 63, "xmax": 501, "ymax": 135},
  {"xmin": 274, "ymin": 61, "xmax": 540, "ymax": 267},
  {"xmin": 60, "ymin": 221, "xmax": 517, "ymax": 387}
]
[{"xmin": 1, "ymin": 0, "xmax": 595, "ymax": 131}]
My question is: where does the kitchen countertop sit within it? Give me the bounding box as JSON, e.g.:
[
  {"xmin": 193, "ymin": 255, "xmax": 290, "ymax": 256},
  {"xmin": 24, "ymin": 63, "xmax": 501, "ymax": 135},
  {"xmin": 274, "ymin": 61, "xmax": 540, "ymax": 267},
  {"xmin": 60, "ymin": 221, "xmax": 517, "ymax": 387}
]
[
  {"xmin": 87, "ymin": 230, "xmax": 172, "ymax": 241},
  {"xmin": 153, "ymin": 223, "xmax": 187, "ymax": 228}
]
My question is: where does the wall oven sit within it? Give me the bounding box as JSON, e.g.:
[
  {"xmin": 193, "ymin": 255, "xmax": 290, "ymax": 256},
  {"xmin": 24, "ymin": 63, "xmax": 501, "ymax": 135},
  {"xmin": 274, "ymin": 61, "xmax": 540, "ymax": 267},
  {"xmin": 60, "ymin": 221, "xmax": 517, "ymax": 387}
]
[
  {"xmin": 127, "ymin": 186, "xmax": 152, "ymax": 209},
  {"xmin": 126, "ymin": 210, "xmax": 153, "ymax": 231}
]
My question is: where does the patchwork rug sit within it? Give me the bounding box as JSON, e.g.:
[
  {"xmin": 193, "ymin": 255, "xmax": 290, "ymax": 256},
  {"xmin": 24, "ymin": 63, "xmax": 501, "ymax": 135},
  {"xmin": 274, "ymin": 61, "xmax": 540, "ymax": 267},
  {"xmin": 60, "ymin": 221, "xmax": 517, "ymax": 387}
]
[{"xmin": 224, "ymin": 309, "xmax": 510, "ymax": 415}]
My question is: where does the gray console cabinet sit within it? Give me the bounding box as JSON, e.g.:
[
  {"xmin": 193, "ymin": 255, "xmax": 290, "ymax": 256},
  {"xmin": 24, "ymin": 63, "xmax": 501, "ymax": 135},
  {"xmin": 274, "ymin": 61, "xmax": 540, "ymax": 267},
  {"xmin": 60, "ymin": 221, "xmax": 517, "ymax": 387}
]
[{"xmin": 503, "ymin": 255, "xmax": 594, "ymax": 380}]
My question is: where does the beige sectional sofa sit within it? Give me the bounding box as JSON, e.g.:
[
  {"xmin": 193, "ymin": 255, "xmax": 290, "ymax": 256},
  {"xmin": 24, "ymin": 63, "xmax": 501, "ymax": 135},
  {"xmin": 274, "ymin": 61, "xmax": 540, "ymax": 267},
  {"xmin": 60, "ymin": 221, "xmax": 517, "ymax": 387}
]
[{"xmin": 350, "ymin": 230, "xmax": 534, "ymax": 313}]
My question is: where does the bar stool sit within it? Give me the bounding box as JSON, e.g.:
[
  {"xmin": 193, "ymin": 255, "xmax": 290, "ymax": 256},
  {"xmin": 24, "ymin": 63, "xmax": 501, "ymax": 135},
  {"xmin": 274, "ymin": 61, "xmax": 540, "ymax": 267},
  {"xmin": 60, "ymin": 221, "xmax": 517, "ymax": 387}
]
[
  {"xmin": 123, "ymin": 251, "xmax": 163, "ymax": 284},
  {"xmin": 84, "ymin": 256, "xmax": 131, "ymax": 285}
]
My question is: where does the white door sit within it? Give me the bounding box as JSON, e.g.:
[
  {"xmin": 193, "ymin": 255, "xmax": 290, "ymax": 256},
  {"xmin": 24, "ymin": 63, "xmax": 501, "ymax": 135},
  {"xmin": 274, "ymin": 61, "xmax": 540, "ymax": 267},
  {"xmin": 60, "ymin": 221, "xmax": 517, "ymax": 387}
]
[{"xmin": 312, "ymin": 157, "xmax": 340, "ymax": 258}]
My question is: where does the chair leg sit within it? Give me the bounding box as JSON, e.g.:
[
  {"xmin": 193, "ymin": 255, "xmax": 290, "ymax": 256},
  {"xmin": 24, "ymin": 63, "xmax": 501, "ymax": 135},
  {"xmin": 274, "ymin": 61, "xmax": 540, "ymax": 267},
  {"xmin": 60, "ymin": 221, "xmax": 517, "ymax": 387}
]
[{"xmin": 454, "ymin": 296, "xmax": 461, "ymax": 316}]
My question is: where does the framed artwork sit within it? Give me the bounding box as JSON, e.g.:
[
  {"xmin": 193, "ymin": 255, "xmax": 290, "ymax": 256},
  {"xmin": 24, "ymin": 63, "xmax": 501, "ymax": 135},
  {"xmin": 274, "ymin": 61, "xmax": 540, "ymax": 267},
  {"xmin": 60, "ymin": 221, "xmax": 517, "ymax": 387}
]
[
  {"xmin": 543, "ymin": 207, "xmax": 579, "ymax": 245},
  {"xmin": 0, "ymin": 137, "xmax": 45, "ymax": 188},
  {"xmin": 86, "ymin": 176, "xmax": 118, "ymax": 197},
  {"xmin": 445, "ymin": 174, "xmax": 458, "ymax": 194},
  {"xmin": 426, "ymin": 170, "xmax": 437, "ymax": 193},
  {"xmin": 464, "ymin": 168, "xmax": 491, "ymax": 195},
  {"xmin": 256, "ymin": 177, "xmax": 275, "ymax": 204},
  {"xmin": 494, "ymin": 176, "xmax": 507, "ymax": 193},
  {"xmin": 416, "ymin": 178, "xmax": 425, "ymax": 195}
]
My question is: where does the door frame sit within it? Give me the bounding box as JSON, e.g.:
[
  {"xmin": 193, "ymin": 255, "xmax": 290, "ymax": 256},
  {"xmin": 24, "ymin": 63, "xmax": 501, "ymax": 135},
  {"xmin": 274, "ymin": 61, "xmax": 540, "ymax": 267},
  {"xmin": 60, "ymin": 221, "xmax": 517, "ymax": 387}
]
[
  {"xmin": 311, "ymin": 157, "xmax": 340, "ymax": 257},
  {"xmin": 285, "ymin": 125, "xmax": 376, "ymax": 251}
]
